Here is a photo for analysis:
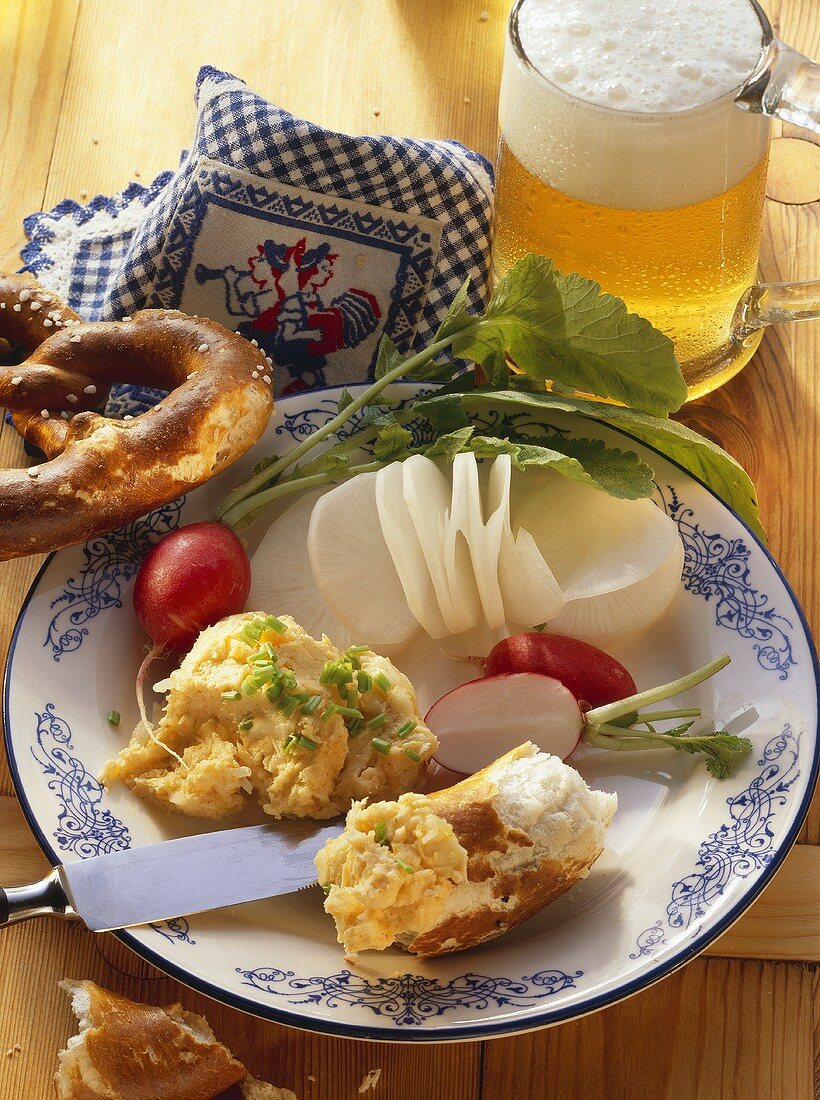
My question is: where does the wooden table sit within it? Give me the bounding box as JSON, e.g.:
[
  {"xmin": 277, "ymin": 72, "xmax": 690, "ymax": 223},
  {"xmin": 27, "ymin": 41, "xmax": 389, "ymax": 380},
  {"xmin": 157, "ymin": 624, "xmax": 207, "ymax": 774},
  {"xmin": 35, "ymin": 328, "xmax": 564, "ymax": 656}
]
[{"xmin": 1, "ymin": 2, "xmax": 818, "ymax": 1096}]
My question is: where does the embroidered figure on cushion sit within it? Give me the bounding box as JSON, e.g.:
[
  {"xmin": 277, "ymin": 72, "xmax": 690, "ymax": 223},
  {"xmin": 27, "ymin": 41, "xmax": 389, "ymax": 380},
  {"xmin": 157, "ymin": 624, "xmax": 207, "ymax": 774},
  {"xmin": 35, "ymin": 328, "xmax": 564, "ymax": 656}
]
[{"xmin": 195, "ymin": 237, "xmax": 381, "ymax": 392}]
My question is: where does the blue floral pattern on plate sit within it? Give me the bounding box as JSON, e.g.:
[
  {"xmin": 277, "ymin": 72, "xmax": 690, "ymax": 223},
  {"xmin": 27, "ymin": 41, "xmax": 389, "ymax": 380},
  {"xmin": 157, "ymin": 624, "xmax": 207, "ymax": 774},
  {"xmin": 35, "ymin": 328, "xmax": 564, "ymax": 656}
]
[
  {"xmin": 29, "ymin": 704, "xmax": 131, "ymax": 858},
  {"xmin": 630, "ymin": 725, "xmax": 801, "ymax": 956},
  {"xmin": 236, "ymin": 967, "xmax": 582, "ymax": 1026},
  {"xmin": 45, "ymin": 500, "xmax": 183, "ymax": 661},
  {"xmin": 660, "ymin": 486, "xmax": 795, "ymax": 679}
]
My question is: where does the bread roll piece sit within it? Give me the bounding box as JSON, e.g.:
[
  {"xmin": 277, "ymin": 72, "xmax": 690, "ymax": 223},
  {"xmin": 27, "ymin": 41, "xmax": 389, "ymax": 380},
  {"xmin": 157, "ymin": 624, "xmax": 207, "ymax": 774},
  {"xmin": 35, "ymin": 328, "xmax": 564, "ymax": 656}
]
[
  {"xmin": 54, "ymin": 979, "xmax": 296, "ymax": 1100},
  {"xmin": 316, "ymin": 742, "xmax": 617, "ymax": 958}
]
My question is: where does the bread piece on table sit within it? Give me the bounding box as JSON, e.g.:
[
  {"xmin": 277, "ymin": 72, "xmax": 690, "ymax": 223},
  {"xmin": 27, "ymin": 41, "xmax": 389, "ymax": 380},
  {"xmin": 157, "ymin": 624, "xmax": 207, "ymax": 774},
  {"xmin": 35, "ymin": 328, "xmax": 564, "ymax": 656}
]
[
  {"xmin": 316, "ymin": 742, "xmax": 617, "ymax": 958},
  {"xmin": 54, "ymin": 979, "xmax": 296, "ymax": 1100}
]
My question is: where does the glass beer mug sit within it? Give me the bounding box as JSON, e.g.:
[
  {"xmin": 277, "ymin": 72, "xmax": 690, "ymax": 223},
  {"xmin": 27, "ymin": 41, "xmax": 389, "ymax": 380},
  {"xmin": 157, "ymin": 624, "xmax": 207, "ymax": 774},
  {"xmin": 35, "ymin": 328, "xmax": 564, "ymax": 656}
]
[{"xmin": 493, "ymin": 0, "xmax": 820, "ymax": 399}]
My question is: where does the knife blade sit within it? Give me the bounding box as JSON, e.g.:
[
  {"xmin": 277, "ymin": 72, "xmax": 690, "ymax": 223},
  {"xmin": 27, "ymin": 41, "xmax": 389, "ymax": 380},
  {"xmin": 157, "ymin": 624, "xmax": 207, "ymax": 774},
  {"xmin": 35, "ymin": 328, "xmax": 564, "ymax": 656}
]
[{"xmin": 0, "ymin": 819, "xmax": 343, "ymax": 932}]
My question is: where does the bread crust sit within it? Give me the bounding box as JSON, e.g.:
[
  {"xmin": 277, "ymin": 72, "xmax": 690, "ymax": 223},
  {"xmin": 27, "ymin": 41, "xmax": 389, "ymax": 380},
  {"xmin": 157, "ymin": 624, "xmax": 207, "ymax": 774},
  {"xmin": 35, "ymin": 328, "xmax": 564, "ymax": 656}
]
[
  {"xmin": 407, "ymin": 746, "xmax": 608, "ymax": 957},
  {"xmin": 55, "ymin": 980, "xmax": 245, "ymax": 1100}
]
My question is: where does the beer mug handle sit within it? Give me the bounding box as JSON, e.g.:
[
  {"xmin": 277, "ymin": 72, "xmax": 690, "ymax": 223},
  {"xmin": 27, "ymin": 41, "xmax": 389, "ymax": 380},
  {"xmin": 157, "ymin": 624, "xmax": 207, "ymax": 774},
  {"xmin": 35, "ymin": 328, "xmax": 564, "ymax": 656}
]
[{"xmin": 732, "ymin": 39, "xmax": 820, "ymax": 344}]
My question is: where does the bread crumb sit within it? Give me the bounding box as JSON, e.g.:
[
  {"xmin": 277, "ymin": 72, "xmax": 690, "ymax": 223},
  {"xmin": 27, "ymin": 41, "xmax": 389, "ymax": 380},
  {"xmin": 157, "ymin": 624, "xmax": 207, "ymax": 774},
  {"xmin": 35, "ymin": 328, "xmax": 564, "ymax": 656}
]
[
  {"xmin": 373, "ymin": 108, "xmax": 381, "ymax": 117},
  {"xmin": 307, "ymin": 1075, "xmax": 316, "ymax": 1082},
  {"xmin": 358, "ymin": 1068, "xmax": 382, "ymax": 1093},
  {"xmin": 479, "ymin": 10, "xmax": 489, "ymax": 20}
]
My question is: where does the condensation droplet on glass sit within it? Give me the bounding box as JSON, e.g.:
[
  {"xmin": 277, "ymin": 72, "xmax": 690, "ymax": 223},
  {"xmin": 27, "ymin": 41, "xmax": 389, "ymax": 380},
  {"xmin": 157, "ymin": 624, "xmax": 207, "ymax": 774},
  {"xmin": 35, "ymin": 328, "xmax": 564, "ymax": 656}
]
[
  {"xmin": 566, "ymin": 20, "xmax": 591, "ymax": 37},
  {"xmin": 608, "ymin": 84, "xmax": 629, "ymax": 103}
]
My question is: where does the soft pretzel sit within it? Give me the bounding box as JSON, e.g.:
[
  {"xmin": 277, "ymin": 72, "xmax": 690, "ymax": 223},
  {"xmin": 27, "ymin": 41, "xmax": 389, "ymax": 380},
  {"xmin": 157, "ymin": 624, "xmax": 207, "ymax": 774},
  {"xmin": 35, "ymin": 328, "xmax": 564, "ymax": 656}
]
[{"xmin": 0, "ymin": 273, "xmax": 273, "ymax": 560}]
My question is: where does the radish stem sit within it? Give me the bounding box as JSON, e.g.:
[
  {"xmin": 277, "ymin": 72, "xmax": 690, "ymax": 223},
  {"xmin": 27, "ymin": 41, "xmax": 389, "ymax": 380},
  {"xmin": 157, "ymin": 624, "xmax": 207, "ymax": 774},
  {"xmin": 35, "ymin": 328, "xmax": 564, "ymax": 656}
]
[
  {"xmin": 218, "ymin": 333, "xmax": 458, "ymax": 519},
  {"xmin": 585, "ymin": 653, "xmax": 731, "ymax": 729}
]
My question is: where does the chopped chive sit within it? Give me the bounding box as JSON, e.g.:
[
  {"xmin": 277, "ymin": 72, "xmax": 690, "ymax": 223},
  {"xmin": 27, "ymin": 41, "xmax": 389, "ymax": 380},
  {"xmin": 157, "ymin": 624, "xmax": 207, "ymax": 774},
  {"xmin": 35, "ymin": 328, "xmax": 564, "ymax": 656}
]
[
  {"xmin": 403, "ymin": 747, "xmax": 422, "ymax": 762},
  {"xmin": 282, "ymin": 735, "xmax": 297, "ymax": 753},
  {"xmin": 395, "ymin": 858, "xmax": 414, "ymax": 874},
  {"xmin": 373, "ymin": 672, "xmax": 392, "ymax": 694},
  {"xmin": 367, "ymin": 713, "xmax": 387, "ymax": 730},
  {"xmin": 242, "ymin": 677, "xmax": 258, "ymax": 696},
  {"xmin": 335, "ymin": 705, "xmax": 364, "ymax": 719},
  {"xmin": 347, "ymin": 645, "xmax": 369, "ymax": 656},
  {"xmin": 262, "ymin": 615, "xmax": 288, "ymax": 634},
  {"xmin": 300, "ymin": 695, "xmax": 323, "ymax": 716},
  {"xmin": 248, "ymin": 642, "xmax": 277, "ymax": 663},
  {"xmin": 396, "ymin": 719, "xmax": 417, "ymax": 740},
  {"xmin": 278, "ymin": 694, "xmax": 301, "ymax": 717},
  {"xmin": 238, "ymin": 717, "xmax": 253, "ymax": 732},
  {"xmin": 374, "ymin": 821, "xmax": 388, "ymax": 846},
  {"xmin": 266, "ymin": 681, "xmax": 283, "ymax": 703},
  {"xmin": 297, "ymin": 735, "xmax": 318, "ymax": 751},
  {"xmin": 249, "ymin": 664, "xmax": 279, "ymax": 687},
  {"xmin": 345, "ymin": 686, "xmax": 359, "ymax": 710},
  {"xmin": 239, "ymin": 620, "xmax": 264, "ymax": 645},
  {"xmin": 347, "ymin": 717, "xmax": 364, "ymax": 736},
  {"xmin": 221, "ymin": 690, "xmax": 242, "ymax": 702},
  {"xmin": 357, "ymin": 670, "xmax": 372, "ymax": 693},
  {"xmin": 371, "ymin": 736, "xmax": 391, "ymax": 755},
  {"xmin": 320, "ymin": 882, "xmax": 332, "ymax": 895},
  {"xmin": 319, "ymin": 661, "xmax": 339, "ymax": 685},
  {"xmin": 106, "ymin": 709, "xmax": 120, "ymax": 726},
  {"xmin": 280, "ymin": 669, "xmax": 297, "ymax": 689}
]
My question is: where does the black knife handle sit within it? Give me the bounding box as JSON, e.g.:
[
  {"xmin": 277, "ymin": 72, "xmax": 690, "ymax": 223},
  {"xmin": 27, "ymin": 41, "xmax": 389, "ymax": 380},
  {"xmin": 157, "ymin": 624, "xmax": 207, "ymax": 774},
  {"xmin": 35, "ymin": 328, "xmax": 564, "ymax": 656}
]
[{"xmin": 0, "ymin": 869, "xmax": 75, "ymax": 927}]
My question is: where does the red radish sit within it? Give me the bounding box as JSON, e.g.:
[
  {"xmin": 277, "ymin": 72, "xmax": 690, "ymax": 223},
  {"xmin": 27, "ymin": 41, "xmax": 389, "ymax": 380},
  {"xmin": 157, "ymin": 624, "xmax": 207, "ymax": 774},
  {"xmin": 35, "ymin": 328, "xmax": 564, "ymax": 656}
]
[
  {"xmin": 426, "ymin": 673, "xmax": 583, "ymax": 775},
  {"xmin": 132, "ymin": 522, "xmax": 250, "ymax": 743},
  {"xmin": 134, "ymin": 521, "xmax": 251, "ymax": 653},
  {"xmin": 484, "ymin": 632, "xmax": 637, "ymax": 709}
]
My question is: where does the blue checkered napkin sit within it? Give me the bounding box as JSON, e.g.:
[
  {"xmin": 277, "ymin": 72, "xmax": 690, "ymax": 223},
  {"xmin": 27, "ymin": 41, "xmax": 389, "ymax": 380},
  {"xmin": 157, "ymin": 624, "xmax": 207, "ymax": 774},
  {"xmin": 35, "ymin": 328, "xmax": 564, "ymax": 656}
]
[{"xmin": 22, "ymin": 66, "xmax": 494, "ymax": 408}]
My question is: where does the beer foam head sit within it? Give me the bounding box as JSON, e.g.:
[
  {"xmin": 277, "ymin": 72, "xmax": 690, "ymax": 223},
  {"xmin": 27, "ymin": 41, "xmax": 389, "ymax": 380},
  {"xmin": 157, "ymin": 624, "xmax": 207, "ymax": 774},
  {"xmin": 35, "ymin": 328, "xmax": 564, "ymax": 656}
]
[
  {"xmin": 517, "ymin": 0, "xmax": 764, "ymax": 112},
  {"xmin": 501, "ymin": 0, "xmax": 770, "ymax": 209}
]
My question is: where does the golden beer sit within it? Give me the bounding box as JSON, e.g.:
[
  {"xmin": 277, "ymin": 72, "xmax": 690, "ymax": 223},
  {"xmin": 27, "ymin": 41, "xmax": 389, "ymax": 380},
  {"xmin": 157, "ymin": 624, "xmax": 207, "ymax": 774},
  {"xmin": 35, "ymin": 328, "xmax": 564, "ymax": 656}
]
[
  {"xmin": 493, "ymin": 137, "xmax": 769, "ymax": 398},
  {"xmin": 497, "ymin": 0, "xmax": 773, "ymax": 398}
]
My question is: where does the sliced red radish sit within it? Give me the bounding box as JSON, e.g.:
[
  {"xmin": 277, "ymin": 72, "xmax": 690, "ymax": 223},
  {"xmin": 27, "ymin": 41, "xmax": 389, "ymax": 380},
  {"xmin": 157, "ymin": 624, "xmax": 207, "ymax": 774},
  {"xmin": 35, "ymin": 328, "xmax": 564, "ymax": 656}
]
[
  {"xmin": 484, "ymin": 632, "xmax": 637, "ymax": 708},
  {"xmin": 425, "ymin": 672, "xmax": 583, "ymax": 774}
]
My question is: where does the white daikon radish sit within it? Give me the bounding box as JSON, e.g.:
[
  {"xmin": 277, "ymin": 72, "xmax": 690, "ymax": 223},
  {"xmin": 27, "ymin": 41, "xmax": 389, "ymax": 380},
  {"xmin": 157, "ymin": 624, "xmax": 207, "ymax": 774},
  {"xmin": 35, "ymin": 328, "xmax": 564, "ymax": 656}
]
[
  {"xmin": 403, "ymin": 456, "xmax": 477, "ymax": 635},
  {"xmin": 249, "ymin": 491, "xmax": 355, "ymax": 648},
  {"xmin": 489, "ymin": 459, "xmax": 564, "ymax": 627},
  {"xmin": 375, "ymin": 462, "xmax": 449, "ymax": 639},
  {"xmin": 550, "ymin": 538, "xmax": 685, "ymax": 642},
  {"xmin": 307, "ymin": 473, "xmax": 419, "ymax": 647},
  {"xmin": 515, "ymin": 475, "xmax": 683, "ymax": 641},
  {"xmin": 426, "ymin": 672, "xmax": 583, "ymax": 774},
  {"xmin": 447, "ymin": 453, "xmax": 502, "ymax": 629}
]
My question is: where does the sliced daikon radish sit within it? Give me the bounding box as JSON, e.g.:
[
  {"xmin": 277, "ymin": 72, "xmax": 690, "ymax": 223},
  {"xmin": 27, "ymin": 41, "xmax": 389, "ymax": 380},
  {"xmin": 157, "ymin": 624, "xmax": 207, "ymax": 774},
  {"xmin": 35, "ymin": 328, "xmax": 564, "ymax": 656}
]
[
  {"xmin": 403, "ymin": 456, "xmax": 477, "ymax": 635},
  {"xmin": 447, "ymin": 452, "xmax": 499, "ymax": 627},
  {"xmin": 249, "ymin": 491, "xmax": 355, "ymax": 648},
  {"xmin": 550, "ymin": 538, "xmax": 685, "ymax": 642},
  {"xmin": 515, "ymin": 476, "xmax": 680, "ymax": 598},
  {"xmin": 376, "ymin": 462, "xmax": 449, "ymax": 639},
  {"xmin": 426, "ymin": 672, "xmax": 583, "ymax": 774},
  {"xmin": 307, "ymin": 473, "xmax": 419, "ymax": 647},
  {"xmin": 439, "ymin": 621, "xmax": 512, "ymax": 660},
  {"xmin": 489, "ymin": 460, "xmax": 564, "ymax": 627},
  {"xmin": 515, "ymin": 475, "xmax": 683, "ymax": 641}
]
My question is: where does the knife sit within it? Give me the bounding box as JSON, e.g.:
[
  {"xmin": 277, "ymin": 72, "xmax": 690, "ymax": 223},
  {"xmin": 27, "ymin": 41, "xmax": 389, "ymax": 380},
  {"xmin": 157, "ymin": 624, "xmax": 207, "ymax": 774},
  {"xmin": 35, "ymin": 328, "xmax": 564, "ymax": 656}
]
[{"xmin": 0, "ymin": 819, "xmax": 343, "ymax": 932}]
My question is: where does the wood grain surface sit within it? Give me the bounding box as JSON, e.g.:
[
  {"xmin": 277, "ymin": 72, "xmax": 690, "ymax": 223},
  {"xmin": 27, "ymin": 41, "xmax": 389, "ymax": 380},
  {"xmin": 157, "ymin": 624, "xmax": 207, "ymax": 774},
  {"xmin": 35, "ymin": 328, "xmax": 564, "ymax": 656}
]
[{"xmin": 0, "ymin": 1, "xmax": 818, "ymax": 1097}]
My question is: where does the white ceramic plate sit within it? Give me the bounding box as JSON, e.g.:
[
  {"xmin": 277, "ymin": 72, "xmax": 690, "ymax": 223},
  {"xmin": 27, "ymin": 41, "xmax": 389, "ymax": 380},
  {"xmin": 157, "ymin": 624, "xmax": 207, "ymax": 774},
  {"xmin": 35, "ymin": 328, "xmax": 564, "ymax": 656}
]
[{"xmin": 4, "ymin": 383, "xmax": 818, "ymax": 1042}]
